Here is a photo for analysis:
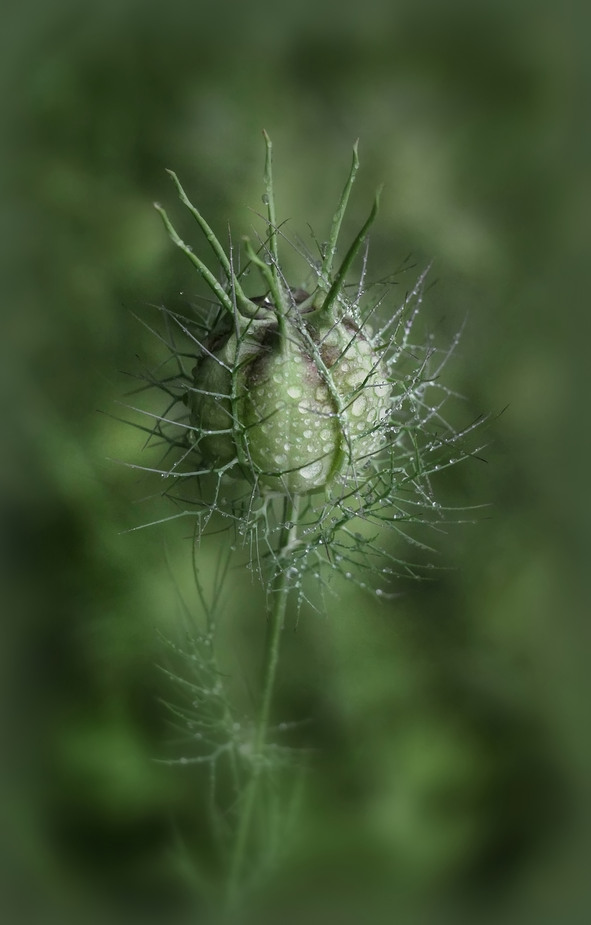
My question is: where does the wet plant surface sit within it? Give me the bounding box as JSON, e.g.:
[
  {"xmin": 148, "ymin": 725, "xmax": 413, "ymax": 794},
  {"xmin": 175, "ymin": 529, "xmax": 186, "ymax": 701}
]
[{"xmin": 2, "ymin": 4, "xmax": 584, "ymax": 923}]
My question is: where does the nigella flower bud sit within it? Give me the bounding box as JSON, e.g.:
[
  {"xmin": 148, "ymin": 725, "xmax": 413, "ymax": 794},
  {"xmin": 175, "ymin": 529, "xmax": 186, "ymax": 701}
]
[
  {"xmin": 189, "ymin": 297, "xmax": 391, "ymax": 493},
  {"xmin": 142, "ymin": 133, "xmax": 479, "ymax": 597},
  {"xmin": 156, "ymin": 138, "xmax": 391, "ymax": 494},
  {"xmin": 154, "ymin": 135, "xmax": 393, "ymax": 496}
]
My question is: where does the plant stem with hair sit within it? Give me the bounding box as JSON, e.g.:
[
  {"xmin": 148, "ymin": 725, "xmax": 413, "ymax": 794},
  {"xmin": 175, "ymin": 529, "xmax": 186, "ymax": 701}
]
[{"xmin": 225, "ymin": 495, "xmax": 300, "ymax": 912}]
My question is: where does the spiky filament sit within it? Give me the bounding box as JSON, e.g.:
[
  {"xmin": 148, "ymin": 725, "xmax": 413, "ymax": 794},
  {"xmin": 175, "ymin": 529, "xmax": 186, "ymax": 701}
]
[
  {"xmin": 316, "ymin": 186, "xmax": 382, "ymax": 322},
  {"xmin": 242, "ymin": 236, "xmax": 289, "ymax": 341},
  {"xmin": 155, "ymin": 138, "xmax": 378, "ymax": 335},
  {"xmin": 262, "ymin": 129, "xmax": 281, "ymax": 299},
  {"xmin": 155, "ymin": 173, "xmax": 261, "ymax": 320},
  {"xmin": 320, "ymin": 139, "xmax": 360, "ymax": 287},
  {"xmin": 153, "ymin": 200, "xmax": 235, "ymax": 314}
]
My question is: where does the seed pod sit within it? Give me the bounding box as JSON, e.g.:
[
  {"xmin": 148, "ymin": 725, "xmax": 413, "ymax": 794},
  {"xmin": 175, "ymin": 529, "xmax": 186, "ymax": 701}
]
[
  {"xmin": 156, "ymin": 134, "xmax": 391, "ymax": 495},
  {"xmin": 189, "ymin": 297, "xmax": 390, "ymax": 493}
]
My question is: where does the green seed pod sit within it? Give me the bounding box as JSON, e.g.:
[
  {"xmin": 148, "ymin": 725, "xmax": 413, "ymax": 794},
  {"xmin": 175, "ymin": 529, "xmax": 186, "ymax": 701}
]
[
  {"xmin": 143, "ymin": 134, "xmax": 476, "ymax": 597},
  {"xmin": 189, "ymin": 297, "xmax": 390, "ymax": 493},
  {"xmin": 155, "ymin": 133, "xmax": 391, "ymax": 496}
]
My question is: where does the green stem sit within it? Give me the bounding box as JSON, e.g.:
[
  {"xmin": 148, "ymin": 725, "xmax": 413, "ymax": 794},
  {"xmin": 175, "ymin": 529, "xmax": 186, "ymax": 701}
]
[{"xmin": 223, "ymin": 494, "xmax": 300, "ymax": 913}]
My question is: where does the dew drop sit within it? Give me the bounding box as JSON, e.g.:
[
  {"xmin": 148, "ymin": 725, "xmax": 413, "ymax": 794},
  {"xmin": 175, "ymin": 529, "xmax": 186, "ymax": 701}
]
[
  {"xmin": 352, "ymin": 396, "xmax": 367, "ymax": 416},
  {"xmin": 348, "ymin": 371, "xmax": 366, "ymax": 387},
  {"xmin": 299, "ymin": 460, "xmax": 323, "ymax": 481},
  {"xmin": 303, "ymin": 429, "xmax": 313, "ymax": 439},
  {"xmin": 262, "ymin": 193, "xmax": 269, "ymax": 204}
]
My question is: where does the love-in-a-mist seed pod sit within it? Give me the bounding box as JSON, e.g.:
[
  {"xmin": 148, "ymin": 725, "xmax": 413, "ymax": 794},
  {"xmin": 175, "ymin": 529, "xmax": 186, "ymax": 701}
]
[
  {"xmin": 190, "ymin": 299, "xmax": 391, "ymax": 493},
  {"xmin": 155, "ymin": 134, "xmax": 391, "ymax": 494}
]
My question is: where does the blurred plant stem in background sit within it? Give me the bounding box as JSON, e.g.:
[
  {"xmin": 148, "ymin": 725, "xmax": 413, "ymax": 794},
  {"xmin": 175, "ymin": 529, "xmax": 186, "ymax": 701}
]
[{"xmin": 0, "ymin": 0, "xmax": 587, "ymax": 923}]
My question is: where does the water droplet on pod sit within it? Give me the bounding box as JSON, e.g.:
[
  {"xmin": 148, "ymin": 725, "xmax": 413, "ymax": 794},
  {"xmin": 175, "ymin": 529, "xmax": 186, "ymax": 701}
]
[{"xmin": 299, "ymin": 460, "xmax": 323, "ymax": 481}]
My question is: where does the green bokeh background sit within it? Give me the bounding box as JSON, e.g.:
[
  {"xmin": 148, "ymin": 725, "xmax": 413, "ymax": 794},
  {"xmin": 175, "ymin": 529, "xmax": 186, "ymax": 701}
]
[{"xmin": 1, "ymin": 1, "xmax": 587, "ymax": 922}]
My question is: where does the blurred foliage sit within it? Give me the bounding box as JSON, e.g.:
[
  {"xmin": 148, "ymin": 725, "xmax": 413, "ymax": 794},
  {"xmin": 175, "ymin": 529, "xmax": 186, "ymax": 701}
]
[{"xmin": 0, "ymin": 0, "xmax": 587, "ymax": 922}]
